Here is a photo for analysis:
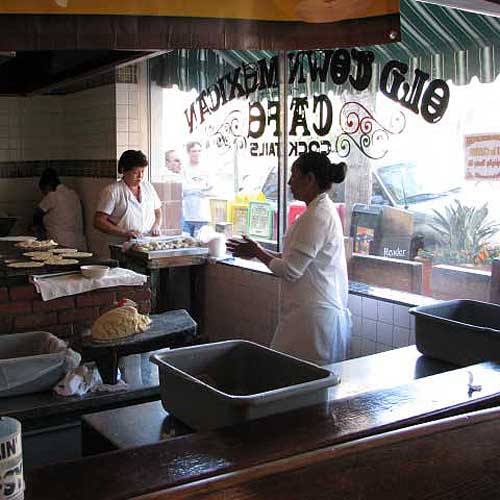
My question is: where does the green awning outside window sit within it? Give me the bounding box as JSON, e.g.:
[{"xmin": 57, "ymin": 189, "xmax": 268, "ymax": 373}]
[{"xmin": 151, "ymin": 0, "xmax": 500, "ymax": 92}]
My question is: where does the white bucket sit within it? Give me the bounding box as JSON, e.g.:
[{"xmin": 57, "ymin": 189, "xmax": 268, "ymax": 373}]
[
  {"xmin": 208, "ymin": 235, "xmax": 226, "ymax": 258},
  {"xmin": 0, "ymin": 418, "xmax": 24, "ymax": 500}
]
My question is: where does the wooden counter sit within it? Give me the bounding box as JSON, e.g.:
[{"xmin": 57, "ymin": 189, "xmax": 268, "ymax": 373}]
[
  {"xmin": 25, "ymin": 347, "xmax": 500, "ymax": 500},
  {"xmin": 80, "ymin": 346, "xmax": 455, "ymax": 451}
]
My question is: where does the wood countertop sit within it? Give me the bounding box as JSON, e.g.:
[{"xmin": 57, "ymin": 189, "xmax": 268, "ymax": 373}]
[{"xmin": 25, "ymin": 347, "xmax": 500, "ymax": 500}]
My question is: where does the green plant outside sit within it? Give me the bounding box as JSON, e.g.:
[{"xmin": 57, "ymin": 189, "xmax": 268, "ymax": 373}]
[{"xmin": 418, "ymin": 200, "xmax": 500, "ymax": 266}]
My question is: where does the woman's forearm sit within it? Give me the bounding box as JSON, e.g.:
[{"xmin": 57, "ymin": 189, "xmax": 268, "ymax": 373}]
[
  {"xmin": 94, "ymin": 213, "xmax": 128, "ymax": 238},
  {"xmin": 255, "ymin": 247, "xmax": 279, "ymax": 267},
  {"xmin": 154, "ymin": 208, "xmax": 162, "ymax": 226}
]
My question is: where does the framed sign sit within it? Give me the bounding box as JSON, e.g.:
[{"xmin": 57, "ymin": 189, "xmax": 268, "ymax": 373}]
[
  {"xmin": 231, "ymin": 204, "xmax": 249, "ymax": 236},
  {"xmin": 247, "ymin": 201, "xmax": 273, "ymax": 240},
  {"xmin": 464, "ymin": 133, "xmax": 500, "ymax": 180}
]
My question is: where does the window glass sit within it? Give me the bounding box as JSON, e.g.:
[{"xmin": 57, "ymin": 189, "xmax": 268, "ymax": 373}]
[
  {"xmin": 148, "ymin": 52, "xmax": 279, "ymax": 243},
  {"xmin": 148, "ymin": 45, "xmax": 500, "ymax": 301}
]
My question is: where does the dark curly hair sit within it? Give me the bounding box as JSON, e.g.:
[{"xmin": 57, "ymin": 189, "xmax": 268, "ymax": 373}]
[
  {"xmin": 294, "ymin": 152, "xmax": 347, "ymax": 190},
  {"xmin": 39, "ymin": 167, "xmax": 60, "ymax": 191},
  {"xmin": 118, "ymin": 150, "xmax": 148, "ymax": 174}
]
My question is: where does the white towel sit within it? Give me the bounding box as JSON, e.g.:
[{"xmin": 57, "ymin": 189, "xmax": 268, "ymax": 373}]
[{"xmin": 31, "ymin": 267, "xmax": 148, "ymax": 301}]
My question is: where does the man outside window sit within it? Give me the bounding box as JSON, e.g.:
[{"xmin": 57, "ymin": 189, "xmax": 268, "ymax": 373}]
[{"xmin": 182, "ymin": 141, "xmax": 214, "ymax": 236}]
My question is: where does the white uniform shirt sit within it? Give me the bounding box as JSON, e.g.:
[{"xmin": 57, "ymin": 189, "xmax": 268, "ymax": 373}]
[
  {"xmin": 96, "ymin": 179, "xmax": 161, "ymax": 237},
  {"xmin": 39, "ymin": 184, "xmax": 87, "ymax": 250},
  {"xmin": 269, "ymin": 193, "xmax": 350, "ymax": 365},
  {"xmin": 182, "ymin": 162, "xmax": 213, "ymax": 222}
]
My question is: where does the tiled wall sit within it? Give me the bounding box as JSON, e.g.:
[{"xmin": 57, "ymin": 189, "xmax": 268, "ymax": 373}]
[
  {"xmin": 115, "ymin": 64, "xmax": 148, "ymax": 162},
  {"xmin": 201, "ymin": 261, "xmax": 419, "ymax": 360},
  {"xmin": 0, "ymin": 85, "xmax": 118, "ymax": 254},
  {"xmin": 62, "ymin": 85, "xmax": 116, "ymax": 161},
  {"xmin": 116, "ymin": 83, "xmax": 141, "ymax": 159},
  {"xmin": 0, "ymin": 86, "xmax": 116, "ymax": 165},
  {"xmin": 201, "ymin": 262, "xmax": 281, "ymax": 347},
  {"xmin": 347, "ymin": 295, "xmax": 416, "ymax": 359},
  {"xmin": 0, "ymin": 95, "xmax": 64, "ymax": 162}
]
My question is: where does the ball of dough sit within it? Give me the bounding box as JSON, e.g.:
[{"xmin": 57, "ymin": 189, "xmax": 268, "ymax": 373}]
[{"xmin": 91, "ymin": 305, "xmax": 151, "ymax": 342}]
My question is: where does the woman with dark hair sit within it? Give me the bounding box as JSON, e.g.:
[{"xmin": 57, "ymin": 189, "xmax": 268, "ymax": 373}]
[
  {"xmin": 34, "ymin": 168, "xmax": 87, "ymax": 249},
  {"xmin": 227, "ymin": 152, "xmax": 351, "ymax": 365},
  {"xmin": 94, "ymin": 150, "xmax": 162, "ymax": 252}
]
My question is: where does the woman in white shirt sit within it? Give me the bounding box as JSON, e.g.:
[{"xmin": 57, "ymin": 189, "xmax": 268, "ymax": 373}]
[
  {"xmin": 34, "ymin": 168, "xmax": 87, "ymax": 250},
  {"xmin": 94, "ymin": 150, "xmax": 162, "ymax": 248},
  {"xmin": 227, "ymin": 152, "xmax": 351, "ymax": 365}
]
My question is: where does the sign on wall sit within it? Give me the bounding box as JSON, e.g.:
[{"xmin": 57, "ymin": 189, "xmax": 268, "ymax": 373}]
[{"xmin": 464, "ymin": 133, "xmax": 500, "ymax": 180}]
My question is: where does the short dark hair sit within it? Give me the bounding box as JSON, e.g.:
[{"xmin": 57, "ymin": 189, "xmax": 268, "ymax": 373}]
[
  {"xmin": 186, "ymin": 141, "xmax": 202, "ymax": 153},
  {"xmin": 39, "ymin": 168, "xmax": 60, "ymax": 191},
  {"xmin": 294, "ymin": 152, "xmax": 347, "ymax": 190},
  {"xmin": 118, "ymin": 150, "xmax": 148, "ymax": 174}
]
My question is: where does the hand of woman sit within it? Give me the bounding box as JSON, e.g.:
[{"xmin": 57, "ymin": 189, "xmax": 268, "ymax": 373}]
[
  {"xmin": 151, "ymin": 223, "xmax": 161, "ymax": 236},
  {"xmin": 125, "ymin": 229, "xmax": 142, "ymax": 239},
  {"xmin": 226, "ymin": 235, "xmax": 262, "ymax": 259}
]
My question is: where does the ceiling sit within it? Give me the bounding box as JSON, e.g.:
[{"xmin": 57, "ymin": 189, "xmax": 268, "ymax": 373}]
[
  {"xmin": 0, "ymin": 0, "xmax": 498, "ymax": 95},
  {"xmin": 0, "ymin": 50, "xmax": 154, "ymax": 96}
]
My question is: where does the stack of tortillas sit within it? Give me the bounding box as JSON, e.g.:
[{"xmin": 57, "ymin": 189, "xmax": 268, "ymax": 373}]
[
  {"xmin": 23, "ymin": 248, "xmax": 93, "ymax": 266},
  {"xmin": 91, "ymin": 302, "xmax": 151, "ymax": 342}
]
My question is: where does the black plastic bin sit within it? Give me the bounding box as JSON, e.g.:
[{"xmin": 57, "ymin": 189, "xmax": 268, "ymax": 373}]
[{"xmin": 409, "ymin": 299, "xmax": 500, "ymax": 366}]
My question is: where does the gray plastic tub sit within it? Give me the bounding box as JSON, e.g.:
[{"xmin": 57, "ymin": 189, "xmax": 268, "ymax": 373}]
[
  {"xmin": 150, "ymin": 340, "xmax": 340, "ymax": 430},
  {"xmin": 0, "ymin": 331, "xmax": 81, "ymax": 397},
  {"xmin": 409, "ymin": 299, "xmax": 500, "ymax": 366}
]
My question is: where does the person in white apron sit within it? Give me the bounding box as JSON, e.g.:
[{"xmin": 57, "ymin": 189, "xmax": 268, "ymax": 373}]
[
  {"xmin": 94, "ymin": 150, "xmax": 162, "ymax": 254},
  {"xmin": 34, "ymin": 168, "xmax": 87, "ymax": 250},
  {"xmin": 227, "ymin": 152, "xmax": 351, "ymax": 366}
]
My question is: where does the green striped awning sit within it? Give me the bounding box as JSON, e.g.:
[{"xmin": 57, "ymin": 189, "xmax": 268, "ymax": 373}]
[{"xmin": 151, "ymin": 0, "xmax": 500, "ymax": 91}]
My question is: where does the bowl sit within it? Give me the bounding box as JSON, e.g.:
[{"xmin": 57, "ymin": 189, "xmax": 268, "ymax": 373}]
[{"xmin": 80, "ymin": 265, "xmax": 110, "ymax": 279}]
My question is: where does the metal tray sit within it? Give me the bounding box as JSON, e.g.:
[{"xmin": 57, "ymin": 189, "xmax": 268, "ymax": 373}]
[
  {"xmin": 126, "ymin": 246, "xmax": 209, "ymax": 260},
  {"xmin": 151, "ymin": 340, "xmax": 340, "ymax": 430}
]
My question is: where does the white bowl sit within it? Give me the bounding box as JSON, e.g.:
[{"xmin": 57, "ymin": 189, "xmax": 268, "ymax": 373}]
[{"xmin": 80, "ymin": 265, "xmax": 110, "ymax": 279}]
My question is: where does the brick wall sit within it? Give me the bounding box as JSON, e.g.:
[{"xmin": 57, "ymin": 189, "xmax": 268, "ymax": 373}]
[
  {"xmin": 431, "ymin": 264, "xmax": 490, "ymax": 301},
  {"xmin": 0, "ymin": 281, "xmax": 151, "ymax": 343}
]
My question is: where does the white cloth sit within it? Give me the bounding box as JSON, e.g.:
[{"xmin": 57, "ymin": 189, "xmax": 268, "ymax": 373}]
[
  {"xmin": 96, "ymin": 179, "xmax": 161, "ymax": 245},
  {"xmin": 270, "ymin": 192, "xmax": 351, "ymax": 365},
  {"xmin": 54, "ymin": 363, "xmax": 128, "ymax": 396},
  {"xmin": 182, "ymin": 162, "xmax": 213, "ymax": 222},
  {"xmin": 39, "ymin": 184, "xmax": 87, "ymax": 250},
  {"xmin": 31, "ymin": 267, "xmax": 148, "ymax": 301}
]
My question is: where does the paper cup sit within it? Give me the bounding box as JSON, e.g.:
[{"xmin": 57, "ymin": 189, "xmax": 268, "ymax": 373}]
[{"xmin": 0, "ymin": 417, "xmax": 24, "ymax": 500}]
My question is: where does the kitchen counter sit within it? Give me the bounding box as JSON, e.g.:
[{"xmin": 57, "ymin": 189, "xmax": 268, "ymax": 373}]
[
  {"xmin": 80, "ymin": 346, "xmax": 456, "ymax": 451},
  {"xmin": 26, "ymin": 347, "xmax": 500, "ymax": 500},
  {"xmin": 0, "ymin": 240, "xmax": 117, "ymax": 286},
  {"xmin": 0, "ymin": 351, "xmax": 161, "ymax": 432},
  {"xmin": 109, "ymin": 243, "xmax": 207, "ymax": 315}
]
